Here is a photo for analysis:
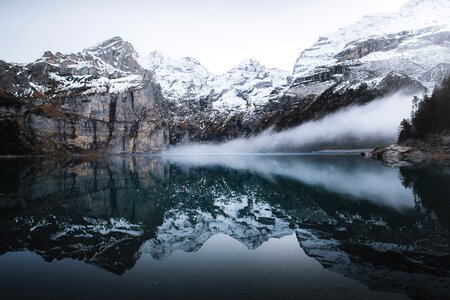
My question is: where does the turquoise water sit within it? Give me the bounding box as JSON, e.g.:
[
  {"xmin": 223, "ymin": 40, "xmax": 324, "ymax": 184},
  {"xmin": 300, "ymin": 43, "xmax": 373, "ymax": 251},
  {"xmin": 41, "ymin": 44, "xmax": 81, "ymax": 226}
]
[{"xmin": 0, "ymin": 154, "xmax": 448, "ymax": 300}]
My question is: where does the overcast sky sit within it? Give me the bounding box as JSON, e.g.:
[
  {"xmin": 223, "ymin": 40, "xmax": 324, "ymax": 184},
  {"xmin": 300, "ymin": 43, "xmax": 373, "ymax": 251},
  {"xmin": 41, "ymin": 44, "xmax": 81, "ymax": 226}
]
[{"xmin": 0, "ymin": 0, "xmax": 408, "ymax": 73}]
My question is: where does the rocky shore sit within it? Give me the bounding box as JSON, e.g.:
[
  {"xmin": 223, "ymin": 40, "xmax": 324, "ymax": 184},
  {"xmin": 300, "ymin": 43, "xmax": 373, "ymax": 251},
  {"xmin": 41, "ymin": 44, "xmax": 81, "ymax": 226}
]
[{"xmin": 369, "ymin": 131, "xmax": 450, "ymax": 165}]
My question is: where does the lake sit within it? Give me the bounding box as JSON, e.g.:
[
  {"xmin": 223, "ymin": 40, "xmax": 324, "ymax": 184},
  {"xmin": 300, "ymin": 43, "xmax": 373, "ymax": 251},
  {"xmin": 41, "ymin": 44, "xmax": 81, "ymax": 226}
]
[{"xmin": 0, "ymin": 154, "xmax": 448, "ymax": 300}]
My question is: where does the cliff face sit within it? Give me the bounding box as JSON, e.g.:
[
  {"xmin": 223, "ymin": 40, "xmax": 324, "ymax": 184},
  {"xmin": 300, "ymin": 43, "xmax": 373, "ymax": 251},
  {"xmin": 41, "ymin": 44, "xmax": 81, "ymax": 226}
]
[{"xmin": 0, "ymin": 37, "xmax": 169, "ymax": 155}]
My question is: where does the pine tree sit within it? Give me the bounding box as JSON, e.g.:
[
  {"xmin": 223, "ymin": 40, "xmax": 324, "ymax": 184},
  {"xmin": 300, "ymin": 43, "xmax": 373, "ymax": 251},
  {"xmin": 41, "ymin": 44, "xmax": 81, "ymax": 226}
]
[
  {"xmin": 398, "ymin": 119, "xmax": 412, "ymax": 142},
  {"xmin": 398, "ymin": 76, "xmax": 450, "ymax": 142}
]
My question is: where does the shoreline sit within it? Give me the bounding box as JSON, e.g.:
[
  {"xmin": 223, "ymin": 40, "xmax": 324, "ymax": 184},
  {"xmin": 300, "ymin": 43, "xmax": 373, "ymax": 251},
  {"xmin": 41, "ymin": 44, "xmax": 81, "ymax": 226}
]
[
  {"xmin": 0, "ymin": 149, "xmax": 373, "ymax": 159},
  {"xmin": 368, "ymin": 132, "xmax": 450, "ymax": 166}
]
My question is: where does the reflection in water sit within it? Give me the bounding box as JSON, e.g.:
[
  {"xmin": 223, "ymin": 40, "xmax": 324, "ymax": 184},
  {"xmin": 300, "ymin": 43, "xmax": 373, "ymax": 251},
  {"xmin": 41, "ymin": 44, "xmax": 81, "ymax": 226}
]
[
  {"xmin": 0, "ymin": 155, "xmax": 449, "ymax": 300},
  {"xmin": 163, "ymin": 154, "xmax": 415, "ymax": 208}
]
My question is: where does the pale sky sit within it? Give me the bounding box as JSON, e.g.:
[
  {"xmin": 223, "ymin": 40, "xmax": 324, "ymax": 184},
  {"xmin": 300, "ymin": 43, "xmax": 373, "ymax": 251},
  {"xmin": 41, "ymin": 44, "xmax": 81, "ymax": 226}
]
[{"xmin": 0, "ymin": 0, "xmax": 408, "ymax": 73}]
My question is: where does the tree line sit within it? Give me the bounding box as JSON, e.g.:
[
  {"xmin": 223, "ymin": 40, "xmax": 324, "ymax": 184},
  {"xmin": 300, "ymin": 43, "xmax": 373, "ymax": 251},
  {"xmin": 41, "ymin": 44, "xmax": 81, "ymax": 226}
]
[{"xmin": 399, "ymin": 76, "xmax": 450, "ymax": 142}]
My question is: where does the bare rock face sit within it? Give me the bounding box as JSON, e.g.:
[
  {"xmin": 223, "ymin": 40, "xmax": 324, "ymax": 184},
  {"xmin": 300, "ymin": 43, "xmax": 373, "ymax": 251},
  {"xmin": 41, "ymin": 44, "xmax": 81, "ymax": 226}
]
[{"xmin": 0, "ymin": 37, "xmax": 169, "ymax": 155}]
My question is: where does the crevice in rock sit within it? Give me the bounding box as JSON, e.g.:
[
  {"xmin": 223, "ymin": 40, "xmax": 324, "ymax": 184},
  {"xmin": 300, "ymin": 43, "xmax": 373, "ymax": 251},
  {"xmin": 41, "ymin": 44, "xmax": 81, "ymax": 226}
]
[
  {"xmin": 91, "ymin": 119, "xmax": 98, "ymax": 150},
  {"xmin": 106, "ymin": 96, "xmax": 117, "ymax": 149}
]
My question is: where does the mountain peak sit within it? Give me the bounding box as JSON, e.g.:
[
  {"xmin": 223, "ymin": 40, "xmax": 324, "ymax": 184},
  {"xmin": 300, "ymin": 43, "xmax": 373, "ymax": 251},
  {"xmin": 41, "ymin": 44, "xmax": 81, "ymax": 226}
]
[
  {"xmin": 239, "ymin": 58, "xmax": 262, "ymax": 66},
  {"xmin": 293, "ymin": 0, "xmax": 450, "ymax": 75},
  {"xmin": 84, "ymin": 36, "xmax": 127, "ymax": 52},
  {"xmin": 145, "ymin": 50, "xmax": 170, "ymax": 63},
  {"xmin": 232, "ymin": 58, "xmax": 266, "ymax": 73},
  {"xmin": 180, "ymin": 56, "xmax": 202, "ymax": 65},
  {"xmin": 82, "ymin": 36, "xmax": 141, "ymax": 74}
]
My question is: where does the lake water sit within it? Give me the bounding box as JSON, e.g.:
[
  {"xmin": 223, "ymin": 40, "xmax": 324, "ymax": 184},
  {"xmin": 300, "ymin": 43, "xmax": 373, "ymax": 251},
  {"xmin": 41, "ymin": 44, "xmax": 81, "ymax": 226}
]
[{"xmin": 0, "ymin": 154, "xmax": 448, "ymax": 300}]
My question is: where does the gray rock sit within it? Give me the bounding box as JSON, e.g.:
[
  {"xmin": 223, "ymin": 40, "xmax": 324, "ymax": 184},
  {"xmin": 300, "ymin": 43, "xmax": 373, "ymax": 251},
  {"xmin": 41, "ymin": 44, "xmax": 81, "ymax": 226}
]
[{"xmin": 0, "ymin": 37, "xmax": 169, "ymax": 155}]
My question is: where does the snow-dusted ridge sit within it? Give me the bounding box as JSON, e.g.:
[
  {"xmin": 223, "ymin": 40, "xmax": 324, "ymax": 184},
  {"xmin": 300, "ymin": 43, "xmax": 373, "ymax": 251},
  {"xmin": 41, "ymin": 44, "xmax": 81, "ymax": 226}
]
[
  {"xmin": 140, "ymin": 51, "xmax": 292, "ymax": 113},
  {"xmin": 141, "ymin": 195, "xmax": 293, "ymax": 260},
  {"xmin": 5, "ymin": 36, "xmax": 147, "ymax": 99},
  {"xmin": 293, "ymin": 0, "xmax": 450, "ymax": 85},
  {"xmin": 138, "ymin": 0, "xmax": 450, "ymax": 118},
  {"xmin": 9, "ymin": 0, "xmax": 450, "ymax": 112}
]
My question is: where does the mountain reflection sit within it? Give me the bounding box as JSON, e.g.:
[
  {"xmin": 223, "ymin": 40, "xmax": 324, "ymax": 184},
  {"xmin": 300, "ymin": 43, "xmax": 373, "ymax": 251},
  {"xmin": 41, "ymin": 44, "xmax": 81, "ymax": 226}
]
[{"xmin": 0, "ymin": 155, "xmax": 449, "ymax": 299}]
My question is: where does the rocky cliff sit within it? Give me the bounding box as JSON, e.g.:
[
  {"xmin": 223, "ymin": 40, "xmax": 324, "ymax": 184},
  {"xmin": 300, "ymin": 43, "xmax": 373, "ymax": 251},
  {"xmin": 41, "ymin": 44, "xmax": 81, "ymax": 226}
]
[{"xmin": 0, "ymin": 37, "xmax": 169, "ymax": 155}]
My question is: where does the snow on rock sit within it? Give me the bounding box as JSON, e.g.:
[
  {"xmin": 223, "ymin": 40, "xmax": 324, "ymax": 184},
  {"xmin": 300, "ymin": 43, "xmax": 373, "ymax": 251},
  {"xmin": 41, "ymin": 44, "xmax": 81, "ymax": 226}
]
[
  {"xmin": 15, "ymin": 36, "xmax": 146, "ymax": 99},
  {"xmin": 140, "ymin": 194, "xmax": 293, "ymax": 260},
  {"xmin": 293, "ymin": 0, "xmax": 450, "ymax": 88},
  {"xmin": 83, "ymin": 36, "xmax": 142, "ymax": 74},
  {"xmin": 140, "ymin": 51, "xmax": 212, "ymax": 104},
  {"xmin": 141, "ymin": 53, "xmax": 292, "ymax": 114},
  {"xmin": 109, "ymin": 75, "xmax": 144, "ymax": 94},
  {"xmin": 208, "ymin": 59, "xmax": 292, "ymax": 112}
]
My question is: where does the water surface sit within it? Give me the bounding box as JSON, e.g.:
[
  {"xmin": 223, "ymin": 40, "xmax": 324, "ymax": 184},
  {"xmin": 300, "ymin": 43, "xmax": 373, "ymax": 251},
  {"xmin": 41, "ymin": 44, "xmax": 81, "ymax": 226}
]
[{"xmin": 0, "ymin": 154, "xmax": 448, "ymax": 300}]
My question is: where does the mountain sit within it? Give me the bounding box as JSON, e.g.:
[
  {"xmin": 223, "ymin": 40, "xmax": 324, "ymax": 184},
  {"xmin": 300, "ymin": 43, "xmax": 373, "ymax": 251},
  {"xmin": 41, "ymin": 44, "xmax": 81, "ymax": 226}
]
[
  {"xmin": 139, "ymin": 0, "xmax": 447, "ymax": 144},
  {"xmin": 294, "ymin": 0, "xmax": 450, "ymax": 86},
  {"xmin": 140, "ymin": 52, "xmax": 292, "ymax": 144},
  {"xmin": 0, "ymin": 37, "xmax": 169, "ymax": 155},
  {"xmin": 271, "ymin": 0, "xmax": 450, "ymax": 130},
  {"xmin": 140, "ymin": 51, "xmax": 212, "ymax": 106},
  {"xmin": 141, "ymin": 52, "xmax": 291, "ymax": 112},
  {"xmin": 0, "ymin": 0, "xmax": 449, "ymax": 154}
]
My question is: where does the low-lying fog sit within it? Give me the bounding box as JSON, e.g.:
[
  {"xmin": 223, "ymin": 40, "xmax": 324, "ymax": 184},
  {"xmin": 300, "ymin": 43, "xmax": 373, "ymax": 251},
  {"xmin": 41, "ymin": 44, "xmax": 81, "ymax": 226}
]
[{"xmin": 165, "ymin": 91, "xmax": 415, "ymax": 154}]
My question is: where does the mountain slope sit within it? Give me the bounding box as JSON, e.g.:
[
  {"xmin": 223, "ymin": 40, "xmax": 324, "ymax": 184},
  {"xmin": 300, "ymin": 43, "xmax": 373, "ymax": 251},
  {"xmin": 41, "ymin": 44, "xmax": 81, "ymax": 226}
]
[
  {"xmin": 141, "ymin": 52, "xmax": 291, "ymax": 113},
  {"xmin": 0, "ymin": 37, "xmax": 169, "ymax": 155},
  {"xmin": 262, "ymin": 0, "xmax": 450, "ymax": 133},
  {"xmin": 293, "ymin": 0, "xmax": 450, "ymax": 85}
]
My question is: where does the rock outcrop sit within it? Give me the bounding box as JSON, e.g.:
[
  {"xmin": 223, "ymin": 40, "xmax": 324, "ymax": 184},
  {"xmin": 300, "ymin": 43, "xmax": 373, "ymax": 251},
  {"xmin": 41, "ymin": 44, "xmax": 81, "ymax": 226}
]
[
  {"xmin": 0, "ymin": 37, "xmax": 169, "ymax": 155},
  {"xmin": 371, "ymin": 130, "xmax": 450, "ymax": 165}
]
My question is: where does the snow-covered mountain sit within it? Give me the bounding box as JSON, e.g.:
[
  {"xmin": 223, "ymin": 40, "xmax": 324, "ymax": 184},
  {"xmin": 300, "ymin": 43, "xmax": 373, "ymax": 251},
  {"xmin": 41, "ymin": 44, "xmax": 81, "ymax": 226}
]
[
  {"xmin": 138, "ymin": 51, "xmax": 293, "ymax": 144},
  {"xmin": 293, "ymin": 0, "xmax": 450, "ymax": 88},
  {"xmin": 133, "ymin": 0, "xmax": 450, "ymax": 145},
  {"xmin": 0, "ymin": 36, "xmax": 169, "ymax": 155},
  {"xmin": 207, "ymin": 59, "xmax": 291, "ymax": 112},
  {"xmin": 139, "ymin": 0, "xmax": 450, "ymax": 119},
  {"xmin": 4, "ymin": 36, "xmax": 145, "ymax": 99},
  {"xmin": 141, "ymin": 52, "xmax": 291, "ymax": 113},
  {"xmin": 140, "ymin": 51, "xmax": 212, "ymax": 105}
]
